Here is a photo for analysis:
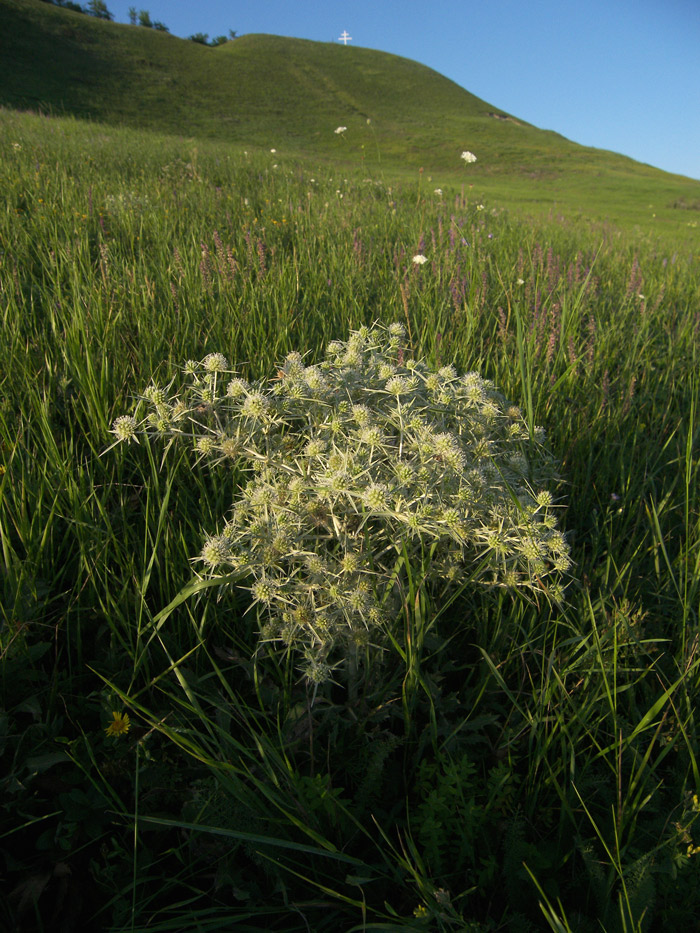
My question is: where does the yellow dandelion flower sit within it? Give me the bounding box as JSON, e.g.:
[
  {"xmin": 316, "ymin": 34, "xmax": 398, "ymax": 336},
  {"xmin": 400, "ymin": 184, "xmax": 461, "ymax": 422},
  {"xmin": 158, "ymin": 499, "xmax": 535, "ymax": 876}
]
[{"xmin": 105, "ymin": 711, "xmax": 130, "ymax": 737}]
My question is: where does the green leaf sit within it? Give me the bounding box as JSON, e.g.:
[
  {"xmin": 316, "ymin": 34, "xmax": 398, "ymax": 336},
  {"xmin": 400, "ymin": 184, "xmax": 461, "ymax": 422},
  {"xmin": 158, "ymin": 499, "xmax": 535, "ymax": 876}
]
[{"xmin": 25, "ymin": 751, "xmax": 70, "ymax": 773}]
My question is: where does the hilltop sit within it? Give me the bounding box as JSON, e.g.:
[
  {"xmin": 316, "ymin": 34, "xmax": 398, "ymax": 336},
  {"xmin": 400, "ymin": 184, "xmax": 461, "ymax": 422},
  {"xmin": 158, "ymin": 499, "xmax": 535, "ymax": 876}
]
[{"xmin": 2, "ymin": 0, "xmax": 700, "ymax": 238}]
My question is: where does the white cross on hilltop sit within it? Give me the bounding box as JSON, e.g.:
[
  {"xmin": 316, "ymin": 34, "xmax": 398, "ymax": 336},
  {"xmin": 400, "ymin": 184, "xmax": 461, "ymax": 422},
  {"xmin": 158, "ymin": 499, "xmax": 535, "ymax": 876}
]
[{"xmin": 338, "ymin": 30, "xmax": 352, "ymax": 45}]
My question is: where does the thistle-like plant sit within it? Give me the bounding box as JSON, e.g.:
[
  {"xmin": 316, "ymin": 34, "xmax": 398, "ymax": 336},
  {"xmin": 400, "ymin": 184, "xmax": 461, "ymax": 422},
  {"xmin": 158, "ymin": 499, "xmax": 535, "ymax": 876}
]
[{"xmin": 112, "ymin": 323, "xmax": 571, "ymax": 686}]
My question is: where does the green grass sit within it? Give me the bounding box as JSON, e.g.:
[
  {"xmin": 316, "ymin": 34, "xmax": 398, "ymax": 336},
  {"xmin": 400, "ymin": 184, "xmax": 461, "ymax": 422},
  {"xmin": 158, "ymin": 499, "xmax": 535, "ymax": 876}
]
[
  {"xmin": 2, "ymin": 0, "xmax": 700, "ymax": 244},
  {"xmin": 1, "ymin": 96, "xmax": 700, "ymax": 931}
]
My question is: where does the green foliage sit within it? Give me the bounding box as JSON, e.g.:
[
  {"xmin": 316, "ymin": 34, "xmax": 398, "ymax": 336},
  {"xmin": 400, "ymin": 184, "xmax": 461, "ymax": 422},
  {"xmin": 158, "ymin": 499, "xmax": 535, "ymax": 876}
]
[
  {"xmin": 126, "ymin": 5, "xmax": 167, "ymax": 31},
  {"xmin": 87, "ymin": 0, "xmax": 112, "ymax": 19},
  {"xmin": 413, "ymin": 753, "xmax": 485, "ymax": 880},
  {"xmin": 1, "ymin": 107, "xmax": 699, "ymax": 931}
]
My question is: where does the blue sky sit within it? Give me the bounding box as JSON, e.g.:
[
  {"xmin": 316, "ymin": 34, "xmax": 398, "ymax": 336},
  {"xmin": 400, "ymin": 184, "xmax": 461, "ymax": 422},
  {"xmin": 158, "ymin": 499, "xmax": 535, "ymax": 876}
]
[{"xmin": 106, "ymin": 0, "xmax": 700, "ymax": 181}]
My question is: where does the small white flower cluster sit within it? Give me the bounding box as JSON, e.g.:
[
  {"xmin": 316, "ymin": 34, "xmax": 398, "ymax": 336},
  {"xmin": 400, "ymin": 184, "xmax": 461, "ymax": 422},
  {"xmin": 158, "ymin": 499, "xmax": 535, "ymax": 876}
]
[
  {"xmin": 334, "ymin": 126, "xmax": 347, "ymax": 135},
  {"xmin": 105, "ymin": 191, "xmax": 152, "ymax": 213},
  {"xmin": 112, "ymin": 324, "xmax": 570, "ymax": 684},
  {"xmin": 461, "ymin": 150, "xmax": 477, "ymax": 163}
]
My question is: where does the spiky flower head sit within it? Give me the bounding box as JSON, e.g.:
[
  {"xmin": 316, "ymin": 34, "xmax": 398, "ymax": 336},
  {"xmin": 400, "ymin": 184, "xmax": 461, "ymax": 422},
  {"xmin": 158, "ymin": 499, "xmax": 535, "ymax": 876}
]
[
  {"xmin": 304, "ymin": 367, "xmax": 328, "ymax": 393},
  {"xmin": 359, "ymin": 425, "xmax": 384, "ymax": 447},
  {"xmin": 203, "ymin": 353, "xmax": 229, "ymax": 373},
  {"xmin": 385, "ymin": 375, "xmax": 409, "ymax": 396},
  {"xmin": 196, "ymin": 436, "xmax": 216, "ymax": 455},
  {"xmin": 219, "ymin": 436, "xmax": 241, "ymax": 459},
  {"xmin": 340, "ymin": 550, "xmax": 361, "ymax": 574},
  {"xmin": 304, "ymin": 438, "xmax": 326, "ymax": 458},
  {"xmin": 199, "ymin": 535, "xmax": 231, "ymax": 568},
  {"xmin": 252, "ymin": 577, "xmax": 277, "ymax": 604},
  {"xmin": 227, "ymin": 378, "xmax": 249, "ymax": 398},
  {"xmin": 364, "ymin": 483, "xmax": 389, "ymax": 511},
  {"xmin": 112, "ymin": 415, "xmax": 139, "ymax": 443},
  {"xmin": 144, "ymin": 385, "xmax": 167, "ymax": 406},
  {"xmin": 241, "ymin": 392, "xmax": 269, "ymax": 420},
  {"xmin": 352, "ymin": 405, "xmax": 372, "ymax": 426}
]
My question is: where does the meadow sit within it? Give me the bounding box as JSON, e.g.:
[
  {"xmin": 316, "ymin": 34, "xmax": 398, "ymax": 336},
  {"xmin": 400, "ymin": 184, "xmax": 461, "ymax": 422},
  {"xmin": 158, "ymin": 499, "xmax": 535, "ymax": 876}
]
[
  {"xmin": 4, "ymin": 0, "xmax": 700, "ymax": 245},
  {"xmin": 1, "ymin": 105, "xmax": 699, "ymax": 932}
]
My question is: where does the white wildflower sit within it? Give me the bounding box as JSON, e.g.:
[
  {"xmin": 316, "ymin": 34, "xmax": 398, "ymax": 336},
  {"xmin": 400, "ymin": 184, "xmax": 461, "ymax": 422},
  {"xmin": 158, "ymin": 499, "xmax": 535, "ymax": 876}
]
[{"xmin": 461, "ymin": 151, "xmax": 477, "ymax": 163}]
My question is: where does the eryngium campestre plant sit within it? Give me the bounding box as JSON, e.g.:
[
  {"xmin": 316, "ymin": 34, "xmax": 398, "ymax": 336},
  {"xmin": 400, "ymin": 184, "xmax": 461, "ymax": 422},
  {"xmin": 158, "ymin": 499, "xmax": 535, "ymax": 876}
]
[{"xmin": 112, "ymin": 323, "xmax": 571, "ymax": 685}]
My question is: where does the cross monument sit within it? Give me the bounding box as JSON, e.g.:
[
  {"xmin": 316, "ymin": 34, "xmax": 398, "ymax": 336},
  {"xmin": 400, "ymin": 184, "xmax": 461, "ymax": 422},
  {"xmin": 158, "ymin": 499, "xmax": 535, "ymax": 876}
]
[{"xmin": 338, "ymin": 30, "xmax": 352, "ymax": 45}]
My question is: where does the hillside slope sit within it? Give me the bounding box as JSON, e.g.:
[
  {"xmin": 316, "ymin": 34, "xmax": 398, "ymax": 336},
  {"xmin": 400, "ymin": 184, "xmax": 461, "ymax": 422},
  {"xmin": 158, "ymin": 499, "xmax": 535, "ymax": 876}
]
[
  {"xmin": 0, "ymin": 0, "xmax": 532, "ymax": 155},
  {"xmin": 2, "ymin": 0, "xmax": 699, "ymax": 238}
]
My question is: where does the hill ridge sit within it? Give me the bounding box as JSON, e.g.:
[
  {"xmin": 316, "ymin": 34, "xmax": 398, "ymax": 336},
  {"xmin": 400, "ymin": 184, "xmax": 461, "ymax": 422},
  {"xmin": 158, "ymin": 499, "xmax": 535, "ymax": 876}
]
[{"xmin": 2, "ymin": 0, "xmax": 700, "ymax": 238}]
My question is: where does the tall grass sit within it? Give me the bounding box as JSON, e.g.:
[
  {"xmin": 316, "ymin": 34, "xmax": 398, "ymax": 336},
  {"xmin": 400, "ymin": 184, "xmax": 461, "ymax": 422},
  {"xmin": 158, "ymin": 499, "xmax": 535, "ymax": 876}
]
[{"xmin": 1, "ymin": 107, "xmax": 699, "ymax": 931}]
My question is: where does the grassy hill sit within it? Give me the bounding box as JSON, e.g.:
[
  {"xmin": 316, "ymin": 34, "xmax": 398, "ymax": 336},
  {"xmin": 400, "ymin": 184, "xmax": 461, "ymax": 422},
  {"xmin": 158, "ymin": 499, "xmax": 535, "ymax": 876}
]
[
  {"xmin": 3, "ymin": 0, "xmax": 700, "ymax": 240},
  {"xmin": 2, "ymin": 4, "xmax": 700, "ymax": 931},
  {"xmin": 6, "ymin": 0, "xmax": 519, "ymax": 151},
  {"xmin": 2, "ymin": 94, "xmax": 700, "ymax": 933}
]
